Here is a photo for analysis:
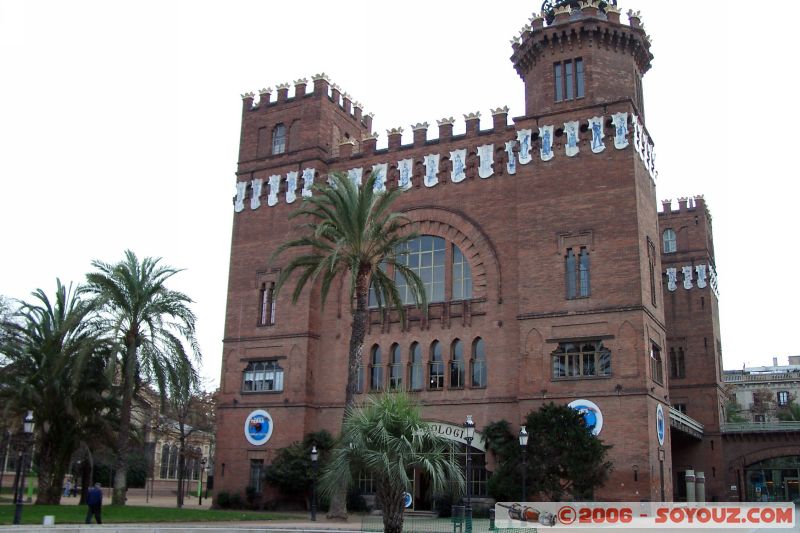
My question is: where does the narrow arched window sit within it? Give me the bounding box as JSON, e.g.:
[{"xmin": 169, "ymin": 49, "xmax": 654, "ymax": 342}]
[
  {"xmin": 389, "ymin": 343, "xmax": 403, "ymax": 390},
  {"xmin": 168, "ymin": 445, "xmax": 179, "ymax": 479},
  {"xmin": 471, "ymin": 337, "xmax": 487, "ymax": 388},
  {"xmin": 370, "ymin": 345, "xmax": 383, "ymax": 391},
  {"xmin": 429, "ymin": 340, "xmax": 444, "ymax": 389},
  {"xmin": 409, "ymin": 342, "xmax": 423, "ymax": 391},
  {"xmin": 663, "ymin": 229, "xmax": 677, "ymax": 253},
  {"xmin": 159, "ymin": 444, "xmax": 170, "ymax": 479},
  {"xmin": 452, "ymin": 246, "xmax": 472, "ymax": 300},
  {"xmin": 272, "ymin": 124, "xmax": 286, "ymax": 155},
  {"xmin": 450, "ymin": 339, "xmax": 465, "ymax": 388}
]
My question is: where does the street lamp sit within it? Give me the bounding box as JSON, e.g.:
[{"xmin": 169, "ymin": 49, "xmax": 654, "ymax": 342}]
[
  {"xmin": 310, "ymin": 446, "xmax": 319, "ymax": 522},
  {"xmin": 519, "ymin": 425, "xmax": 528, "ymax": 502},
  {"xmin": 13, "ymin": 411, "xmax": 34, "ymax": 525},
  {"xmin": 464, "ymin": 415, "xmax": 475, "ymax": 533},
  {"xmin": 198, "ymin": 458, "xmax": 207, "ymax": 506}
]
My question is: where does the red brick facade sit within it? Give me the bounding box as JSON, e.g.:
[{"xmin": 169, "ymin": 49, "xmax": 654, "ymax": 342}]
[{"xmin": 215, "ymin": 5, "xmax": 693, "ymax": 504}]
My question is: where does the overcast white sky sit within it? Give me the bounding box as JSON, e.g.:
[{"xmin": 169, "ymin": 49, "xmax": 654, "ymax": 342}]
[{"xmin": 1, "ymin": 1, "xmax": 797, "ymax": 389}]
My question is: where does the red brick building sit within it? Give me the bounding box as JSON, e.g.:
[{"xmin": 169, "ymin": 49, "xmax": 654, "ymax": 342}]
[{"xmin": 214, "ymin": 1, "xmax": 724, "ymax": 505}]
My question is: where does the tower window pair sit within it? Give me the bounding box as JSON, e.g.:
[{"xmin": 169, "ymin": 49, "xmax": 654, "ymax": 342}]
[
  {"xmin": 565, "ymin": 247, "xmax": 590, "ymax": 299},
  {"xmin": 554, "ymin": 58, "xmax": 585, "ymax": 102}
]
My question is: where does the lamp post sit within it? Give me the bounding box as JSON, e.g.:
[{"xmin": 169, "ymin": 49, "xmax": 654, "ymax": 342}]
[
  {"xmin": 464, "ymin": 415, "xmax": 475, "ymax": 533},
  {"xmin": 198, "ymin": 458, "xmax": 207, "ymax": 506},
  {"xmin": 310, "ymin": 446, "xmax": 319, "ymax": 521},
  {"xmin": 518, "ymin": 425, "xmax": 528, "ymax": 502},
  {"xmin": 13, "ymin": 411, "xmax": 34, "ymax": 525}
]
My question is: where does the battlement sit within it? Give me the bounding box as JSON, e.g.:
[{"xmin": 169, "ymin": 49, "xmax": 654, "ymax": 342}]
[
  {"xmin": 659, "ymin": 195, "xmax": 707, "ymax": 216},
  {"xmin": 240, "ymin": 73, "xmax": 373, "ymax": 131}
]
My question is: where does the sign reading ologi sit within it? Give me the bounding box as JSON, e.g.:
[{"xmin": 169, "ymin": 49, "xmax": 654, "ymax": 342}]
[{"xmin": 426, "ymin": 421, "xmax": 486, "ymax": 451}]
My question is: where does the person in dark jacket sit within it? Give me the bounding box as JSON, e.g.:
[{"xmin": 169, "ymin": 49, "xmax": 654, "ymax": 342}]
[{"xmin": 85, "ymin": 483, "xmax": 103, "ymax": 524}]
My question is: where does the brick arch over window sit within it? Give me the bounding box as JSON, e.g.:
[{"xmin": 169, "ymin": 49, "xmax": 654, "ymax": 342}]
[{"xmin": 401, "ymin": 206, "xmax": 502, "ymax": 303}]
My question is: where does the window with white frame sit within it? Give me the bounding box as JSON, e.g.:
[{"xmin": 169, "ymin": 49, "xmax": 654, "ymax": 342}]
[{"xmin": 242, "ymin": 360, "xmax": 284, "ymax": 392}]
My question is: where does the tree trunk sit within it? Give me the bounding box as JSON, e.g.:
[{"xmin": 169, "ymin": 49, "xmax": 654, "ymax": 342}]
[
  {"xmin": 377, "ymin": 480, "xmax": 405, "ymax": 533},
  {"xmin": 176, "ymin": 436, "xmax": 186, "ymax": 508},
  {"xmin": 327, "ymin": 267, "xmax": 371, "ymax": 520},
  {"xmin": 34, "ymin": 432, "xmax": 66, "ymax": 505},
  {"xmin": 113, "ymin": 338, "xmax": 137, "ymax": 505}
]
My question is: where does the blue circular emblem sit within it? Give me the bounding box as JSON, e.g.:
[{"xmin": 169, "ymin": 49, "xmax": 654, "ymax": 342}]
[
  {"xmin": 568, "ymin": 399, "xmax": 604, "ymax": 436},
  {"xmin": 656, "ymin": 404, "xmax": 665, "ymax": 446},
  {"xmin": 403, "ymin": 492, "xmax": 412, "ymax": 508},
  {"xmin": 244, "ymin": 409, "xmax": 274, "ymax": 446}
]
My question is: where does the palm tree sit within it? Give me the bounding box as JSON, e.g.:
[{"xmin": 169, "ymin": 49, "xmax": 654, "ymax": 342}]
[
  {"xmin": 321, "ymin": 393, "xmax": 464, "ymax": 533},
  {"xmin": 0, "ymin": 280, "xmax": 114, "ymax": 504},
  {"xmin": 272, "ymin": 172, "xmax": 426, "ymax": 516},
  {"xmin": 86, "ymin": 250, "xmax": 200, "ymax": 505}
]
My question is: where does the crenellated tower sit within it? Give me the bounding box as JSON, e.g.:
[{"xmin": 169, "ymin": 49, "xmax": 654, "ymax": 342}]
[{"xmin": 511, "ymin": 1, "xmax": 652, "ymax": 119}]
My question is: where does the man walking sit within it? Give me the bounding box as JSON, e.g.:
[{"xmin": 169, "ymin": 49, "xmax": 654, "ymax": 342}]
[{"xmin": 85, "ymin": 483, "xmax": 103, "ymax": 524}]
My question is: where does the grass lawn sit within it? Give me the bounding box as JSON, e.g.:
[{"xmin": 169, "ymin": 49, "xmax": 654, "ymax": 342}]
[{"xmin": 0, "ymin": 504, "xmax": 300, "ymax": 525}]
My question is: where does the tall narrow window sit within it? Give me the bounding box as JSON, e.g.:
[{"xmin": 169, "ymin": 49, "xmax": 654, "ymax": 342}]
[
  {"xmin": 409, "ymin": 342, "xmax": 423, "ymax": 391},
  {"xmin": 249, "ymin": 459, "xmax": 264, "ymax": 493},
  {"xmin": 168, "ymin": 445, "xmax": 178, "ymax": 479},
  {"xmin": 357, "ymin": 361, "xmax": 364, "ymax": 394},
  {"xmin": 272, "ymin": 124, "xmax": 286, "ymax": 154},
  {"xmin": 554, "ymin": 63, "xmax": 564, "ymax": 102},
  {"xmin": 662, "ymin": 229, "xmax": 677, "ymax": 253},
  {"xmin": 452, "ymin": 246, "xmax": 473, "ymax": 300},
  {"xmin": 429, "ymin": 340, "xmax": 444, "ymax": 389},
  {"xmin": 566, "ymin": 247, "xmax": 590, "ymax": 299},
  {"xmin": 576, "ymin": 58, "xmax": 585, "ymax": 98},
  {"xmin": 554, "ymin": 59, "xmax": 584, "ymax": 102},
  {"xmin": 160, "ymin": 444, "xmax": 170, "ymax": 479},
  {"xmin": 471, "ymin": 337, "xmax": 487, "ymax": 388},
  {"xmin": 565, "ymin": 249, "xmax": 577, "ymax": 299},
  {"xmin": 777, "ymin": 391, "xmax": 790, "ymax": 407},
  {"xmin": 669, "ymin": 347, "xmax": 686, "ymax": 379},
  {"xmin": 259, "ymin": 282, "xmax": 276, "ymax": 326},
  {"xmin": 579, "ymin": 248, "xmax": 590, "ymax": 297},
  {"xmin": 650, "ymin": 342, "xmax": 663, "ymax": 384},
  {"xmin": 565, "ymin": 60, "xmax": 574, "ymax": 100},
  {"xmin": 647, "ymin": 238, "xmax": 657, "ymax": 307},
  {"xmin": 450, "ymin": 339, "xmax": 465, "ymax": 388},
  {"xmin": 370, "ymin": 345, "xmax": 383, "ymax": 391},
  {"xmin": 389, "ymin": 343, "xmax": 403, "ymax": 390}
]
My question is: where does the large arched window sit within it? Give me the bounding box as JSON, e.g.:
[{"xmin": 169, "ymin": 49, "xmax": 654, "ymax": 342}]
[
  {"xmin": 370, "ymin": 344, "xmax": 383, "ymax": 391},
  {"xmin": 395, "ymin": 235, "xmax": 473, "ymax": 304},
  {"xmin": 409, "ymin": 342, "xmax": 423, "ymax": 391},
  {"xmin": 429, "ymin": 340, "xmax": 444, "ymax": 389},
  {"xmin": 389, "ymin": 343, "xmax": 403, "ymax": 390},
  {"xmin": 662, "ymin": 229, "xmax": 677, "ymax": 253},
  {"xmin": 272, "ymin": 124, "xmax": 286, "ymax": 155},
  {"xmin": 450, "ymin": 339, "xmax": 465, "ymax": 388},
  {"xmin": 471, "ymin": 338, "xmax": 487, "ymax": 388},
  {"xmin": 167, "ymin": 445, "xmax": 179, "ymax": 479}
]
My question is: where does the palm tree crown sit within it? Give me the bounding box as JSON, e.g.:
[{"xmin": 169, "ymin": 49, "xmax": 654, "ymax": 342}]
[
  {"xmin": 321, "ymin": 393, "xmax": 464, "ymax": 533},
  {"xmin": 86, "ymin": 249, "xmax": 200, "ymax": 505},
  {"xmin": 0, "ymin": 280, "xmax": 113, "ymax": 504}
]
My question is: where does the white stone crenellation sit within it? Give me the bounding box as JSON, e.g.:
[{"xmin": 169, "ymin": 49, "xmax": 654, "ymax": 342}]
[{"xmin": 232, "ymin": 112, "xmax": 657, "ymax": 211}]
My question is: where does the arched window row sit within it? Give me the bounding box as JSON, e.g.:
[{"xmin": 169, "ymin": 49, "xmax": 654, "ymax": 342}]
[
  {"xmin": 359, "ymin": 337, "xmax": 487, "ymax": 393},
  {"xmin": 159, "ymin": 444, "xmax": 203, "ymax": 480}
]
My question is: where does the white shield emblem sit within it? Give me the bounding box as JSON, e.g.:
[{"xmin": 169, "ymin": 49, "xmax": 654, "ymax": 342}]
[
  {"xmin": 234, "ymin": 181, "xmax": 247, "ymax": 213},
  {"xmin": 611, "ymin": 112, "xmax": 629, "ymax": 149},
  {"xmin": 267, "ymin": 175, "xmax": 281, "ymax": 207},
  {"xmin": 564, "ymin": 121, "xmax": 580, "ymax": 157},
  {"xmin": 424, "ymin": 154, "xmax": 439, "ymax": 187},
  {"xmin": 504, "ymin": 140, "xmax": 517, "ymax": 175},
  {"xmin": 539, "ymin": 125, "xmax": 554, "ymax": 161},
  {"xmin": 250, "ymin": 178, "xmax": 263, "ymax": 210},
  {"xmin": 347, "ymin": 167, "xmax": 363, "ymax": 188},
  {"xmin": 397, "ymin": 159, "xmax": 413, "ymax": 190},
  {"xmin": 450, "ymin": 149, "xmax": 467, "ymax": 183},
  {"xmin": 286, "ymin": 171, "xmax": 298, "ymax": 204},
  {"xmin": 477, "ymin": 144, "xmax": 494, "ymax": 179},
  {"xmin": 301, "ymin": 168, "xmax": 314, "ymax": 198},
  {"xmin": 517, "ymin": 129, "xmax": 533, "ymax": 164},
  {"xmin": 588, "ymin": 116, "xmax": 605, "ymax": 153}
]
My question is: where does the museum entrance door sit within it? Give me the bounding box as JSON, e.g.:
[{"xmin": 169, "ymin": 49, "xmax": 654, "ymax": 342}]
[{"xmin": 413, "ymin": 468, "xmax": 432, "ymax": 510}]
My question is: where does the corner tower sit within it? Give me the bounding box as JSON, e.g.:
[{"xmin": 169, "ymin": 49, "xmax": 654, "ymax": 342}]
[{"xmin": 511, "ymin": 1, "xmax": 651, "ymax": 118}]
